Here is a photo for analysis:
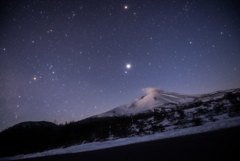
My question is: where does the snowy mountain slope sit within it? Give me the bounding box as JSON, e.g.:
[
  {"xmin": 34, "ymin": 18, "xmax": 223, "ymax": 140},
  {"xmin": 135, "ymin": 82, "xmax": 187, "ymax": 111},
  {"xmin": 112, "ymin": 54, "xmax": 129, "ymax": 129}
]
[
  {"xmin": 193, "ymin": 88, "xmax": 240, "ymax": 102},
  {"xmin": 93, "ymin": 90, "xmax": 197, "ymax": 117},
  {"xmin": 93, "ymin": 88, "xmax": 240, "ymax": 118},
  {"xmin": 134, "ymin": 88, "xmax": 240, "ymax": 133}
]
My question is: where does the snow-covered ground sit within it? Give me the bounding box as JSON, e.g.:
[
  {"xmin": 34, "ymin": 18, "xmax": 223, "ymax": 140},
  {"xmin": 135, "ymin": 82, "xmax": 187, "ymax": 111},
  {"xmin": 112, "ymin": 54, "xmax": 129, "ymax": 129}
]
[{"xmin": 2, "ymin": 116, "xmax": 240, "ymax": 161}]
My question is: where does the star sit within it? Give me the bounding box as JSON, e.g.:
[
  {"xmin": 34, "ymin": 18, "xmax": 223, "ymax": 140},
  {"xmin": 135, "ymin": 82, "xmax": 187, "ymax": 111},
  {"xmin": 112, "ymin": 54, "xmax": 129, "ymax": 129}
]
[
  {"xmin": 124, "ymin": 5, "xmax": 128, "ymax": 9},
  {"xmin": 126, "ymin": 64, "xmax": 131, "ymax": 69}
]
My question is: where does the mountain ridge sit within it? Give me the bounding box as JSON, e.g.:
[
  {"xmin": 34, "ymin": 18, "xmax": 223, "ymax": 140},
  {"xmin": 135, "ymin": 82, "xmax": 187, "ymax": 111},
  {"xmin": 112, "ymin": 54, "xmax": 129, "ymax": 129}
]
[{"xmin": 92, "ymin": 88, "xmax": 240, "ymax": 118}]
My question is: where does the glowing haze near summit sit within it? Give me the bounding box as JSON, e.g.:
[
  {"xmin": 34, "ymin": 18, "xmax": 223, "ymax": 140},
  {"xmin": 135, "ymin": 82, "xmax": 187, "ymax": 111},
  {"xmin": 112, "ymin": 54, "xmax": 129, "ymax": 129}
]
[{"xmin": 0, "ymin": 0, "xmax": 240, "ymax": 131}]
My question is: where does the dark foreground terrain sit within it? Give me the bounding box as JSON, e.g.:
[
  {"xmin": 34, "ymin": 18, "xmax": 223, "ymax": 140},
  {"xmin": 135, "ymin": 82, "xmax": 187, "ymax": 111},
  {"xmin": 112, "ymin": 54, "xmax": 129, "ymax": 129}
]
[{"xmin": 13, "ymin": 126, "xmax": 240, "ymax": 161}]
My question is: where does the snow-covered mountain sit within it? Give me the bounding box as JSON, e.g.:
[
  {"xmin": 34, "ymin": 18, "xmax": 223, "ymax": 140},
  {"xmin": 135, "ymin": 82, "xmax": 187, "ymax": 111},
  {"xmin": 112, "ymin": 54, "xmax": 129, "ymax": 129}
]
[
  {"xmin": 92, "ymin": 88, "xmax": 239, "ymax": 118},
  {"xmin": 93, "ymin": 89, "xmax": 196, "ymax": 118}
]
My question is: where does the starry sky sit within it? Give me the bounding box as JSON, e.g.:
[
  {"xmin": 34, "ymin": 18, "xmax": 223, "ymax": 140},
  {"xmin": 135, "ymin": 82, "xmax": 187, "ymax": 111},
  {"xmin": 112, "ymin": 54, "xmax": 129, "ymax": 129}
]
[{"xmin": 1, "ymin": 0, "xmax": 240, "ymax": 131}]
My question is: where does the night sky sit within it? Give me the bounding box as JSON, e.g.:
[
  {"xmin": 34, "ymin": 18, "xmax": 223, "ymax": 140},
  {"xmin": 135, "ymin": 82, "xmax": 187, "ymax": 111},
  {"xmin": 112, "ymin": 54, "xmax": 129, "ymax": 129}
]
[{"xmin": 1, "ymin": 0, "xmax": 240, "ymax": 131}]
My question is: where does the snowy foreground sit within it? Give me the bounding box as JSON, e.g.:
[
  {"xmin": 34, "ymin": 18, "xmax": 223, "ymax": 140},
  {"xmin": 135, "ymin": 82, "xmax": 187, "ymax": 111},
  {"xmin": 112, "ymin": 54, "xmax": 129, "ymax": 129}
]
[{"xmin": 2, "ymin": 116, "xmax": 240, "ymax": 161}]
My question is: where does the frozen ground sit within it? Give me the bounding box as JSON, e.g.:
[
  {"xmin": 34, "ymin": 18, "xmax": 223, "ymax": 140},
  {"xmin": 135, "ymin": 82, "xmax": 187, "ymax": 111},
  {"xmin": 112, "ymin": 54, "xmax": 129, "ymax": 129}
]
[{"xmin": 1, "ymin": 116, "xmax": 240, "ymax": 161}]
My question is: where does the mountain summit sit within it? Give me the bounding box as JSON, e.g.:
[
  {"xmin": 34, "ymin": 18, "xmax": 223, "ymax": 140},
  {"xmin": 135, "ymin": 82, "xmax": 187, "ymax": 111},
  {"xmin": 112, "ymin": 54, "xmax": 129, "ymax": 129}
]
[
  {"xmin": 93, "ymin": 88, "xmax": 240, "ymax": 118},
  {"xmin": 93, "ymin": 88, "xmax": 198, "ymax": 117}
]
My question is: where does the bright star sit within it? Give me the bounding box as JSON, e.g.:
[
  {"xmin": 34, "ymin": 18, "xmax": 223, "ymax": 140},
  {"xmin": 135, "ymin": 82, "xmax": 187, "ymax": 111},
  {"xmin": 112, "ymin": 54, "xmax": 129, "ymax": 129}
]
[
  {"xmin": 124, "ymin": 5, "xmax": 128, "ymax": 9},
  {"xmin": 126, "ymin": 64, "xmax": 131, "ymax": 69}
]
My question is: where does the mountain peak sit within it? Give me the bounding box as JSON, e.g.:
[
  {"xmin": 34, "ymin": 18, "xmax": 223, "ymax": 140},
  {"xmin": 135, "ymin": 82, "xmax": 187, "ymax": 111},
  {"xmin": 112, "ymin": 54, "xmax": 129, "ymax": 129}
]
[
  {"xmin": 143, "ymin": 88, "xmax": 164, "ymax": 94},
  {"xmin": 93, "ymin": 90, "xmax": 197, "ymax": 118},
  {"xmin": 93, "ymin": 88, "xmax": 240, "ymax": 118}
]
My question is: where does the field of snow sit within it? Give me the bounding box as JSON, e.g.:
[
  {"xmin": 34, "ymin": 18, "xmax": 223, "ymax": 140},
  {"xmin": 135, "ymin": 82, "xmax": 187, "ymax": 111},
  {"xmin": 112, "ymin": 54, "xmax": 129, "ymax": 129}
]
[{"xmin": 2, "ymin": 116, "xmax": 240, "ymax": 161}]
